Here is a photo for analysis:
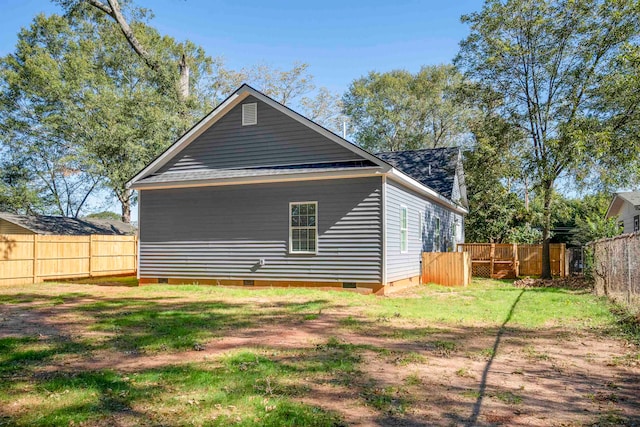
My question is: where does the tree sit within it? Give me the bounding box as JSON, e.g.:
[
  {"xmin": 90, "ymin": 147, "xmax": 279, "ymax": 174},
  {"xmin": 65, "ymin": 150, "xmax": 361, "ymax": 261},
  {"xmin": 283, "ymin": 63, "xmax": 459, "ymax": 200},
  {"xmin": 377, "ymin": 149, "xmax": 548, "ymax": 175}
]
[
  {"xmin": 0, "ymin": 156, "xmax": 42, "ymax": 214},
  {"xmin": 84, "ymin": 211, "xmax": 122, "ymax": 220},
  {"xmin": 342, "ymin": 65, "xmax": 474, "ymax": 152},
  {"xmin": 214, "ymin": 62, "xmax": 346, "ymax": 134},
  {"xmin": 456, "ymin": 0, "xmax": 640, "ymax": 278},
  {"xmin": 0, "ymin": 8, "xmax": 214, "ymax": 222},
  {"xmin": 0, "ymin": 13, "xmax": 103, "ymax": 218}
]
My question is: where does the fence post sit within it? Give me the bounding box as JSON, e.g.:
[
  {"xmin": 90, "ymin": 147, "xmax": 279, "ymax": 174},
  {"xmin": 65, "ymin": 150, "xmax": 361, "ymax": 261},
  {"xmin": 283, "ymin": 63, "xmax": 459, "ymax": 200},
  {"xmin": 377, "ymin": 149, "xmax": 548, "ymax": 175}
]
[
  {"xmin": 512, "ymin": 243, "xmax": 519, "ymax": 277},
  {"xmin": 32, "ymin": 234, "xmax": 38, "ymax": 284},
  {"xmin": 490, "ymin": 243, "xmax": 495, "ymax": 278},
  {"xmin": 89, "ymin": 235, "xmax": 94, "ymax": 277}
]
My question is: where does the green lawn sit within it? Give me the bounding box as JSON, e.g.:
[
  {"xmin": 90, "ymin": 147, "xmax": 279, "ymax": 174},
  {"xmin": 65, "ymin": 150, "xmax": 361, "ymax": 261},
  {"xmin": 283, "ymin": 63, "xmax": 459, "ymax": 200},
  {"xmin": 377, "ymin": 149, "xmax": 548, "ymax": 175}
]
[{"xmin": 0, "ymin": 278, "xmax": 638, "ymax": 426}]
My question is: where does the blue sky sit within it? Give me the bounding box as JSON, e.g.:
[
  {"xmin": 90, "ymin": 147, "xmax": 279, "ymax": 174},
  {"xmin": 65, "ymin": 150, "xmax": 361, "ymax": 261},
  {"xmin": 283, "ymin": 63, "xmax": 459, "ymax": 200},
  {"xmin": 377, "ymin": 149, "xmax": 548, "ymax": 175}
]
[
  {"xmin": 1, "ymin": 0, "xmax": 477, "ymax": 94},
  {"xmin": 1, "ymin": 0, "xmax": 479, "ymax": 219}
]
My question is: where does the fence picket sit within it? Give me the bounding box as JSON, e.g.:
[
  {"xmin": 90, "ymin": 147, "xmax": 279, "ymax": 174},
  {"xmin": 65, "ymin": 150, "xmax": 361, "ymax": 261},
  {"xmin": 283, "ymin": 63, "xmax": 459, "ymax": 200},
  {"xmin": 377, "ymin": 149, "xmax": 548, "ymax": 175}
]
[{"xmin": 0, "ymin": 234, "xmax": 137, "ymax": 285}]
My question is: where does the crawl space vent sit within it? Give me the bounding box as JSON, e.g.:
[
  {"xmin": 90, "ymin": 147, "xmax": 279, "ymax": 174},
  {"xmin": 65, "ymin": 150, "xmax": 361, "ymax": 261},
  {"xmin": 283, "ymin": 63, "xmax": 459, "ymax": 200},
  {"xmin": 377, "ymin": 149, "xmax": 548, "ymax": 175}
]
[{"xmin": 242, "ymin": 103, "xmax": 257, "ymax": 126}]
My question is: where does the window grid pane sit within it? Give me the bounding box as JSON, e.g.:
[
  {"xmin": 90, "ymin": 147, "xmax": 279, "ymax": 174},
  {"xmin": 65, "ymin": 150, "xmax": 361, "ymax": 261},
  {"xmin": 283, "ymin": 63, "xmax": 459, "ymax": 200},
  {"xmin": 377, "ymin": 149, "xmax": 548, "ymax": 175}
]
[
  {"xmin": 291, "ymin": 202, "xmax": 317, "ymax": 253},
  {"xmin": 400, "ymin": 207, "xmax": 408, "ymax": 252}
]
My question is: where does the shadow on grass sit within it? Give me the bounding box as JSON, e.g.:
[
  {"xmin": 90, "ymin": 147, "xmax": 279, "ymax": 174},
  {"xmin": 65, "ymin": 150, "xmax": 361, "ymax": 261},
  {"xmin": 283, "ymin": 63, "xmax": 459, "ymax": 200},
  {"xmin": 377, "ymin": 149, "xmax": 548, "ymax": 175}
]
[
  {"xmin": 2, "ymin": 338, "xmax": 360, "ymax": 426},
  {"xmin": 466, "ymin": 288, "xmax": 525, "ymax": 427},
  {"xmin": 1, "ymin": 285, "xmax": 639, "ymax": 426}
]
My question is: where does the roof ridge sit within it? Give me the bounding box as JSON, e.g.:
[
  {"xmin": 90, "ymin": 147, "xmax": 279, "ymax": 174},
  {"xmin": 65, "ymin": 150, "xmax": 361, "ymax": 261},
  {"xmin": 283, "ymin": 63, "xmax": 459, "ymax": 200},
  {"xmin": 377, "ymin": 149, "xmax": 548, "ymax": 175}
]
[{"xmin": 375, "ymin": 147, "xmax": 459, "ymax": 155}]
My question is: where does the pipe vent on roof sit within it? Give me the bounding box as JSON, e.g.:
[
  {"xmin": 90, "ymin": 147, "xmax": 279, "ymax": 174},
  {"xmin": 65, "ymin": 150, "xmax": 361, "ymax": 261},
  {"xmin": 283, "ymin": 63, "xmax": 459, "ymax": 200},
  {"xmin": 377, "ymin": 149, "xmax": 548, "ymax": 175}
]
[{"xmin": 242, "ymin": 103, "xmax": 257, "ymax": 126}]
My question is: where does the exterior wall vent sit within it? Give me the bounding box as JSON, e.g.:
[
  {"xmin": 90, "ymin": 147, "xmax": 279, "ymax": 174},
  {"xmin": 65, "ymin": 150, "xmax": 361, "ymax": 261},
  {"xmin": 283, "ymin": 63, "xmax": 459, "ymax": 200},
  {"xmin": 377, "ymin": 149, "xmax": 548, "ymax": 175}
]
[
  {"xmin": 342, "ymin": 282, "xmax": 357, "ymax": 288},
  {"xmin": 158, "ymin": 278, "xmax": 168, "ymax": 284},
  {"xmin": 243, "ymin": 280, "xmax": 255, "ymax": 286},
  {"xmin": 242, "ymin": 103, "xmax": 257, "ymax": 126}
]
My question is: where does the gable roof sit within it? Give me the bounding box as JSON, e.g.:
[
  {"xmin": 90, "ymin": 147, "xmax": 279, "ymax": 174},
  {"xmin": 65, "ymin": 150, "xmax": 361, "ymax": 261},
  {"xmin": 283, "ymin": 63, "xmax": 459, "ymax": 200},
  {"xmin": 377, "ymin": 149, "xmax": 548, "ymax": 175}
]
[
  {"xmin": 127, "ymin": 84, "xmax": 468, "ymax": 214},
  {"xmin": 606, "ymin": 191, "xmax": 640, "ymax": 218},
  {"xmin": 127, "ymin": 84, "xmax": 390, "ymax": 187},
  {"xmin": 0, "ymin": 213, "xmax": 135, "ymax": 235},
  {"xmin": 376, "ymin": 148, "xmax": 460, "ymax": 200}
]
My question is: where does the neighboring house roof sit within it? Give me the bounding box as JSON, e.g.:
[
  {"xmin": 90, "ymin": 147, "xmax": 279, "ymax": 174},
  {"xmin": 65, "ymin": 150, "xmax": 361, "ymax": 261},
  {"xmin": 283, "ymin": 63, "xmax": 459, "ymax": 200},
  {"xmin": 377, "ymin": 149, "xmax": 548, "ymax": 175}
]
[
  {"xmin": 127, "ymin": 84, "xmax": 468, "ymax": 214},
  {"xmin": 605, "ymin": 191, "xmax": 640, "ymax": 219},
  {"xmin": 376, "ymin": 148, "xmax": 460, "ymax": 200},
  {"xmin": 0, "ymin": 213, "xmax": 135, "ymax": 235}
]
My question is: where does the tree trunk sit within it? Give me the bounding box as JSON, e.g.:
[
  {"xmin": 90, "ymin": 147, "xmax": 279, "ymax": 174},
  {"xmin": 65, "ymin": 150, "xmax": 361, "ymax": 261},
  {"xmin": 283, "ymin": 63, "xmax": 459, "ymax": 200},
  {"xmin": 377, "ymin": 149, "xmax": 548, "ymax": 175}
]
[
  {"xmin": 121, "ymin": 198, "xmax": 131, "ymax": 224},
  {"xmin": 524, "ymin": 176, "xmax": 530, "ymax": 212},
  {"xmin": 178, "ymin": 54, "xmax": 189, "ymax": 101},
  {"xmin": 541, "ymin": 182, "xmax": 553, "ymax": 279},
  {"xmin": 119, "ymin": 188, "xmax": 131, "ymax": 223}
]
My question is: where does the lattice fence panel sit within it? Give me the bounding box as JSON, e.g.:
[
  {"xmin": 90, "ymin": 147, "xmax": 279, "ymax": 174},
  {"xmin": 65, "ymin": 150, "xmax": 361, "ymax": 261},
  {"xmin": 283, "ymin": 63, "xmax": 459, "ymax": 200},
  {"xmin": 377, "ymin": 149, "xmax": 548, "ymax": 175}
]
[{"xmin": 472, "ymin": 263, "xmax": 491, "ymax": 278}]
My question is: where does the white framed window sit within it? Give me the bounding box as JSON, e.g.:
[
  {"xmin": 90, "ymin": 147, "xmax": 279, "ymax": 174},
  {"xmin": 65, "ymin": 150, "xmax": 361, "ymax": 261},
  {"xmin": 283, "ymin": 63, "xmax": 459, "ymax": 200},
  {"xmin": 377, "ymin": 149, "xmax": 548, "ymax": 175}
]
[
  {"xmin": 635, "ymin": 215, "xmax": 639, "ymax": 232},
  {"xmin": 434, "ymin": 216, "xmax": 441, "ymax": 251},
  {"xmin": 289, "ymin": 202, "xmax": 317, "ymax": 254},
  {"xmin": 418, "ymin": 211, "xmax": 424, "ymax": 245},
  {"xmin": 455, "ymin": 218, "xmax": 462, "ymax": 241},
  {"xmin": 400, "ymin": 206, "xmax": 408, "ymax": 253},
  {"xmin": 242, "ymin": 103, "xmax": 257, "ymax": 126}
]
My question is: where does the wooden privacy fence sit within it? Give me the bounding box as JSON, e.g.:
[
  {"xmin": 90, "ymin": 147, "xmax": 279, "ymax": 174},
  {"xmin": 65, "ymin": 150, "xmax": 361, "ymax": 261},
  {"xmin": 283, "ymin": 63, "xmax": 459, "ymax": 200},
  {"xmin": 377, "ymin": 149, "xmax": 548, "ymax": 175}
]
[
  {"xmin": 0, "ymin": 234, "xmax": 137, "ymax": 286},
  {"xmin": 457, "ymin": 243, "xmax": 567, "ymax": 279},
  {"xmin": 422, "ymin": 252, "xmax": 472, "ymax": 286}
]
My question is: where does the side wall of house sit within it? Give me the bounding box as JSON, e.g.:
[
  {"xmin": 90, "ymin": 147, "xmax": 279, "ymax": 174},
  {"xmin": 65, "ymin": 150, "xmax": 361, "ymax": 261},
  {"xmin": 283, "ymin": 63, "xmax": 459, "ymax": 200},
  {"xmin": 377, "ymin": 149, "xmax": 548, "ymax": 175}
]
[
  {"xmin": 619, "ymin": 201, "xmax": 640, "ymax": 234},
  {"xmin": 139, "ymin": 177, "xmax": 382, "ymax": 284},
  {"xmin": 385, "ymin": 179, "xmax": 465, "ymax": 283},
  {"xmin": 0, "ymin": 219, "xmax": 34, "ymax": 235}
]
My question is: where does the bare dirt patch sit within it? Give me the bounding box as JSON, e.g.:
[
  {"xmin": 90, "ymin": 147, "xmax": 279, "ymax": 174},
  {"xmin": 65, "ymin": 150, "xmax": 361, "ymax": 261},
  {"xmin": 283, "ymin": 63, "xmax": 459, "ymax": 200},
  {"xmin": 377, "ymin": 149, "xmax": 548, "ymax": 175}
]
[{"xmin": 0, "ymin": 281, "xmax": 639, "ymax": 426}]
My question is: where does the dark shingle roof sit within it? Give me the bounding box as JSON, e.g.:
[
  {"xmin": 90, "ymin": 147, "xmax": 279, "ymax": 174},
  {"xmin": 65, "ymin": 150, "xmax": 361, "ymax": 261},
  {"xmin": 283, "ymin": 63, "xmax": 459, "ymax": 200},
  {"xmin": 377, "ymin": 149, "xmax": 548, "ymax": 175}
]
[
  {"xmin": 0, "ymin": 213, "xmax": 135, "ymax": 235},
  {"xmin": 375, "ymin": 148, "xmax": 460, "ymax": 199}
]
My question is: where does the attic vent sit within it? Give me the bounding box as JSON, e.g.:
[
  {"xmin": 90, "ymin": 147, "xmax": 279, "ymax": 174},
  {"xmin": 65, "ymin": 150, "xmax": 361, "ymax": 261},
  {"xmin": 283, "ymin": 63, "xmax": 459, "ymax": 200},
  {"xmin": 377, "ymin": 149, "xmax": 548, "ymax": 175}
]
[{"xmin": 242, "ymin": 103, "xmax": 257, "ymax": 126}]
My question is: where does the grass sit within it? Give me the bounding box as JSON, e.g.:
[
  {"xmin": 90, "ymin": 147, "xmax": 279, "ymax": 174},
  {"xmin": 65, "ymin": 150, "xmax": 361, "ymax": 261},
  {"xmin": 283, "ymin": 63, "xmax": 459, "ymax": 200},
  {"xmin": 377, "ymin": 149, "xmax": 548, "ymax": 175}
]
[{"xmin": 0, "ymin": 277, "xmax": 637, "ymax": 426}]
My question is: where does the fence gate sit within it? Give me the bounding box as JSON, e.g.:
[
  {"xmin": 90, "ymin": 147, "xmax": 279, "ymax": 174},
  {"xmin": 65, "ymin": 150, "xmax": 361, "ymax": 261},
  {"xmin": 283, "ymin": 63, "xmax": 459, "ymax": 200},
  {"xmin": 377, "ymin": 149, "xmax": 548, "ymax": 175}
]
[
  {"xmin": 457, "ymin": 243, "xmax": 567, "ymax": 278},
  {"xmin": 567, "ymin": 247, "xmax": 584, "ymax": 276}
]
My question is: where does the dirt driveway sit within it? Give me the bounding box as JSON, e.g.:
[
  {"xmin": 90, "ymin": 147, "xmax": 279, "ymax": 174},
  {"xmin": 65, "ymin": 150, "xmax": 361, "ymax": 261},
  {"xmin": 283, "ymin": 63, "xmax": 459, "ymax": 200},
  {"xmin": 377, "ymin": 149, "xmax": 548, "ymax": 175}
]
[{"xmin": 0, "ymin": 280, "xmax": 638, "ymax": 426}]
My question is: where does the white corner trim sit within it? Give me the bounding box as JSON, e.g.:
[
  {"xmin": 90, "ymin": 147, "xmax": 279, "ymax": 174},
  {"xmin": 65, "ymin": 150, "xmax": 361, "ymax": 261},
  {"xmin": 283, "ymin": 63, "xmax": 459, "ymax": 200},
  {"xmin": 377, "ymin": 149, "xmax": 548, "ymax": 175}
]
[
  {"xmin": 136, "ymin": 190, "xmax": 141, "ymax": 280},
  {"xmin": 387, "ymin": 168, "xmax": 469, "ymax": 215},
  {"xmin": 381, "ymin": 175, "xmax": 387, "ymax": 286}
]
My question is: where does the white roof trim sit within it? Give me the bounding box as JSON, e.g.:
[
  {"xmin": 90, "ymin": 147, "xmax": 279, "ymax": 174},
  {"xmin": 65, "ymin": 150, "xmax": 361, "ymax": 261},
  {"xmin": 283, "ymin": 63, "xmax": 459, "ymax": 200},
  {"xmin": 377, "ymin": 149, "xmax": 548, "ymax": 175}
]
[
  {"xmin": 131, "ymin": 168, "xmax": 384, "ymax": 191},
  {"xmin": 127, "ymin": 91, "xmax": 247, "ymax": 187},
  {"xmin": 127, "ymin": 84, "xmax": 390, "ymax": 188},
  {"xmin": 387, "ymin": 168, "xmax": 469, "ymax": 215}
]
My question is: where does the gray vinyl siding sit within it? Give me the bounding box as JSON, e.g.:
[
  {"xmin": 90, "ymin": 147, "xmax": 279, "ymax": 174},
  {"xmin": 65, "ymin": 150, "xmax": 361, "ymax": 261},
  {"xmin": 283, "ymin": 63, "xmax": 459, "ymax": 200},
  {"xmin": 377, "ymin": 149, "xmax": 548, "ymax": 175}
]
[
  {"xmin": 158, "ymin": 96, "xmax": 363, "ymax": 174},
  {"xmin": 139, "ymin": 177, "xmax": 382, "ymax": 283},
  {"xmin": 385, "ymin": 180, "xmax": 465, "ymax": 283}
]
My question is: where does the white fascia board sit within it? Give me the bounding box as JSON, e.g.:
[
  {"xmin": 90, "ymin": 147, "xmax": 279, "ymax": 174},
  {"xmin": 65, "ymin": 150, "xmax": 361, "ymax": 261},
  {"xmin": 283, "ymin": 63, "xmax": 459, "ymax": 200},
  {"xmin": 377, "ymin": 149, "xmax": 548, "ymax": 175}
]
[
  {"xmin": 387, "ymin": 168, "xmax": 469, "ymax": 215},
  {"xmin": 130, "ymin": 168, "xmax": 384, "ymax": 191},
  {"xmin": 126, "ymin": 91, "xmax": 248, "ymax": 187},
  {"xmin": 605, "ymin": 195, "xmax": 620, "ymax": 219},
  {"xmin": 240, "ymin": 86, "xmax": 392, "ymax": 172}
]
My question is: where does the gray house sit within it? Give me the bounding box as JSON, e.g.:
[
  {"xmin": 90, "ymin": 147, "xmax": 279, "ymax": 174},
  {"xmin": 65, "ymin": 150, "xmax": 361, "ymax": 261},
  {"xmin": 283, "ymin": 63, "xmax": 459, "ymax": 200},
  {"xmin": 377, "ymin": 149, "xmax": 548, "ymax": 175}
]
[
  {"xmin": 128, "ymin": 84, "xmax": 468, "ymax": 294},
  {"xmin": 606, "ymin": 191, "xmax": 640, "ymax": 234}
]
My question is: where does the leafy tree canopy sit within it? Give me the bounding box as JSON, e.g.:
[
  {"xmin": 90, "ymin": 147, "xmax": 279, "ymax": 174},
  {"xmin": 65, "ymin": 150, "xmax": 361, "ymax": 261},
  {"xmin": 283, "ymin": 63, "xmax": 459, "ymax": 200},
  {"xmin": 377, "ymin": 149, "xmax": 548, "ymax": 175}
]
[{"xmin": 342, "ymin": 65, "xmax": 475, "ymax": 152}]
